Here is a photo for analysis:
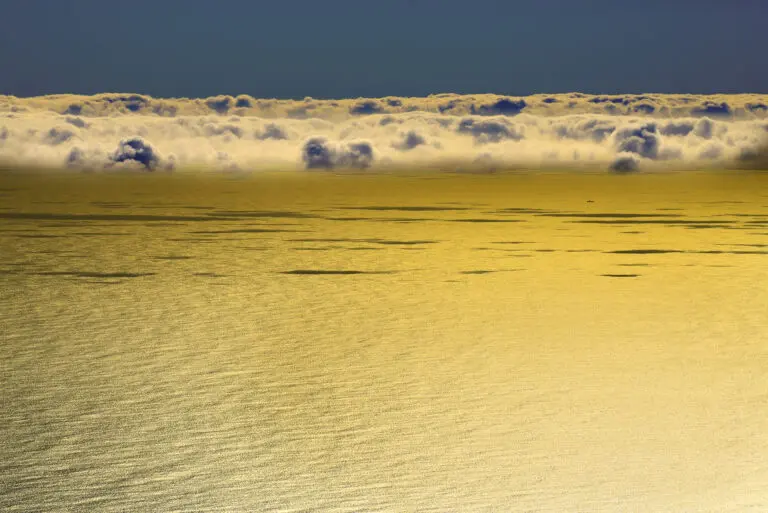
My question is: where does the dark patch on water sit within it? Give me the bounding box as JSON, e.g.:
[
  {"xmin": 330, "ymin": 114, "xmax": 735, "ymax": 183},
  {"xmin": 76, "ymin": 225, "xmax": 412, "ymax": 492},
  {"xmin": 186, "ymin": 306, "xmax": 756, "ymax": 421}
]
[
  {"xmin": 534, "ymin": 249, "xmax": 557, "ymax": 253},
  {"xmin": 712, "ymin": 214, "xmax": 768, "ymax": 218},
  {"xmin": 368, "ymin": 239, "xmax": 438, "ymax": 246},
  {"xmin": 153, "ymin": 255, "xmax": 194, "ymax": 260},
  {"xmin": 0, "ymin": 212, "xmax": 237, "ymax": 222},
  {"xmin": 542, "ymin": 213, "xmax": 685, "ymax": 219},
  {"xmin": 322, "ymin": 217, "xmax": 375, "ymax": 222},
  {"xmin": 684, "ymin": 225, "xmax": 739, "ymax": 230},
  {"xmin": 473, "ymin": 246, "xmax": 526, "ymax": 251},
  {"xmin": 138, "ymin": 205, "xmax": 216, "ymax": 210},
  {"xmin": 618, "ymin": 263, "xmax": 652, "ymax": 267},
  {"xmin": 206, "ymin": 210, "xmax": 318, "ymax": 219},
  {"xmin": 620, "ymin": 231, "xmax": 645, "ymax": 234},
  {"xmin": 14, "ymin": 234, "xmax": 65, "ymax": 239},
  {"xmin": 377, "ymin": 217, "xmax": 433, "ymax": 223},
  {"xmin": 460, "ymin": 269, "xmax": 523, "ymax": 274},
  {"xmin": 494, "ymin": 208, "xmax": 566, "ymax": 214},
  {"xmin": 280, "ymin": 270, "xmax": 396, "ymax": 275},
  {"xmin": 91, "ymin": 202, "xmax": 131, "ymax": 209},
  {"xmin": 142, "ymin": 223, "xmax": 193, "ymax": 227},
  {"xmin": 289, "ymin": 238, "xmax": 438, "ymax": 246},
  {"xmin": 491, "ymin": 241, "xmax": 535, "ymax": 245},
  {"xmin": 34, "ymin": 271, "xmax": 156, "ymax": 278},
  {"xmin": 607, "ymin": 249, "xmax": 685, "ymax": 254},
  {"xmin": 608, "ymin": 249, "xmax": 768, "ymax": 256},
  {"xmin": 573, "ymin": 219, "xmax": 735, "ymax": 225},
  {"xmin": 338, "ymin": 206, "xmax": 471, "ymax": 212},
  {"xmin": 167, "ymin": 238, "xmax": 220, "ymax": 243},
  {"xmin": 0, "ymin": 228, "xmax": 50, "ymax": 233},
  {"xmin": 70, "ymin": 232, "xmax": 132, "ymax": 237},
  {"xmin": 29, "ymin": 249, "xmax": 80, "ymax": 255},
  {"xmin": 323, "ymin": 216, "xmax": 434, "ymax": 223},
  {"xmin": 565, "ymin": 249, "xmax": 599, "ymax": 253},
  {"xmin": 290, "ymin": 237, "xmax": 351, "ymax": 242},
  {"xmin": 449, "ymin": 218, "xmax": 525, "ymax": 223},
  {"xmin": 601, "ymin": 274, "xmax": 641, "ymax": 278},
  {"xmin": 189, "ymin": 228, "xmax": 305, "ymax": 234},
  {"xmin": 323, "ymin": 216, "xmax": 435, "ymax": 222},
  {"xmin": 193, "ymin": 272, "xmax": 228, "ymax": 278}
]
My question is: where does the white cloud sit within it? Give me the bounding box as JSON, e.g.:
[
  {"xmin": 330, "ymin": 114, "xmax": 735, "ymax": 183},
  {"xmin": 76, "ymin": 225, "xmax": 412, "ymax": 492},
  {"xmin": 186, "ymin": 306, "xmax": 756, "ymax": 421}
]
[{"xmin": 0, "ymin": 92, "xmax": 766, "ymax": 172}]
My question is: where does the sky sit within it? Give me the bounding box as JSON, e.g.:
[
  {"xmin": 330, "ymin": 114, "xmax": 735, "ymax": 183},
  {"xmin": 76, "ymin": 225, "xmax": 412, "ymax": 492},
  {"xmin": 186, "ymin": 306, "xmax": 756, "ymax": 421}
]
[{"xmin": 0, "ymin": 0, "xmax": 766, "ymax": 98}]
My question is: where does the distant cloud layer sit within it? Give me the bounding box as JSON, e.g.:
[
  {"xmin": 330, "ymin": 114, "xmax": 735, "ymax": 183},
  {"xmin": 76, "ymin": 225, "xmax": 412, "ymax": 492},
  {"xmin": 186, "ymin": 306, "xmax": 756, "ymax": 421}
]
[{"xmin": 1, "ymin": 92, "xmax": 766, "ymax": 172}]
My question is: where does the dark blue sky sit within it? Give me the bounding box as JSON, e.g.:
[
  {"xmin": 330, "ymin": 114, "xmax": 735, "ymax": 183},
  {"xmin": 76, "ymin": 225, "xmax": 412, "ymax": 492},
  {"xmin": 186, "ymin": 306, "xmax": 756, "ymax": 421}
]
[{"xmin": 1, "ymin": 0, "xmax": 765, "ymax": 98}]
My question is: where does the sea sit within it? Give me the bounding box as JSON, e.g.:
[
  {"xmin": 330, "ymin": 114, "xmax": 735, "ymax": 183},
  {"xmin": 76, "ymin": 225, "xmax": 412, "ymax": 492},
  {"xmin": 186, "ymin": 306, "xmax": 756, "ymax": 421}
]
[{"xmin": 2, "ymin": 168, "xmax": 768, "ymax": 512}]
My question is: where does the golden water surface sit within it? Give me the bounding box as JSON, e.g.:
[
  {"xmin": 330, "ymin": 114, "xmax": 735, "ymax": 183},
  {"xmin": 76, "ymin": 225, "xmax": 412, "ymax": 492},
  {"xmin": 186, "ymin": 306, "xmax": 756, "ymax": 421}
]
[{"xmin": 2, "ymin": 169, "xmax": 768, "ymax": 511}]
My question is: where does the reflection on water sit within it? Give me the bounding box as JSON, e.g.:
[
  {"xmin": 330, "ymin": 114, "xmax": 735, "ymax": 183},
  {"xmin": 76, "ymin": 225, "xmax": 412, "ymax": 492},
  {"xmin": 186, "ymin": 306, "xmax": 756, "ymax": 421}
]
[{"xmin": 2, "ymin": 169, "xmax": 768, "ymax": 512}]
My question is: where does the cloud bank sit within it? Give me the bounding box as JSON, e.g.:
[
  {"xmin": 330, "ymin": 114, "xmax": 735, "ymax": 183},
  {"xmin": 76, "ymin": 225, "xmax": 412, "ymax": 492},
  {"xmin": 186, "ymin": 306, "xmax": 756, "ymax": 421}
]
[{"xmin": 1, "ymin": 93, "xmax": 766, "ymax": 172}]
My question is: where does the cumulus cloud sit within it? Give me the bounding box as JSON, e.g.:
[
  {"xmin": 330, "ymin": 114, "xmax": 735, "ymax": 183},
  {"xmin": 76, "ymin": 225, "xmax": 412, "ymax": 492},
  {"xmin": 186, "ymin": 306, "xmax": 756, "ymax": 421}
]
[
  {"xmin": 65, "ymin": 136, "xmax": 174, "ymax": 171},
  {"xmin": 393, "ymin": 130, "xmax": 426, "ymax": 151},
  {"xmin": 302, "ymin": 137, "xmax": 375, "ymax": 169},
  {"xmin": 44, "ymin": 126, "xmax": 77, "ymax": 145},
  {"xmin": 111, "ymin": 137, "xmax": 162, "ymax": 169},
  {"xmin": 0, "ymin": 92, "xmax": 766, "ymax": 172},
  {"xmin": 258, "ymin": 123, "xmax": 289, "ymax": 140},
  {"xmin": 65, "ymin": 116, "xmax": 88, "ymax": 128},
  {"xmin": 5, "ymin": 92, "xmax": 765, "ymax": 121},
  {"xmin": 691, "ymin": 101, "xmax": 732, "ymax": 117},
  {"xmin": 610, "ymin": 153, "xmax": 641, "ymax": 172},
  {"xmin": 471, "ymin": 98, "xmax": 527, "ymax": 116},
  {"xmin": 456, "ymin": 118, "xmax": 524, "ymax": 143},
  {"xmin": 350, "ymin": 100, "xmax": 384, "ymax": 116},
  {"xmin": 613, "ymin": 123, "xmax": 660, "ymax": 159}
]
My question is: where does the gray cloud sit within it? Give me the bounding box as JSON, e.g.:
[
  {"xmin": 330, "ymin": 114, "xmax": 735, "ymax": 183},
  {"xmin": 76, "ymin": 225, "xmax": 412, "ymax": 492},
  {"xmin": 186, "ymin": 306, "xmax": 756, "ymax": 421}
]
[
  {"xmin": 393, "ymin": 130, "xmax": 426, "ymax": 151},
  {"xmin": 613, "ymin": 123, "xmax": 660, "ymax": 160},
  {"xmin": 65, "ymin": 116, "xmax": 88, "ymax": 129},
  {"xmin": 302, "ymin": 137, "xmax": 375, "ymax": 169},
  {"xmin": 258, "ymin": 123, "xmax": 289, "ymax": 140},
  {"xmin": 610, "ymin": 153, "xmax": 640, "ymax": 172},
  {"xmin": 111, "ymin": 137, "xmax": 163, "ymax": 170},
  {"xmin": 691, "ymin": 101, "xmax": 732, "ymax": 118},
  {"xmin": 660, "ymin": 121, "xmax": 694, "ymax": 137},
  {"xmin": 205, "ymin": 95, "xmax": 234, "ymax": 115},
  {"xmin": 693, "ymin": 118, "xmax": 715, "ymax": 139},
  {"xmin": 350, "ymin": 100, "xmax": 384, "ymax": 116},
  {"xmin": 457, "ymin": 118, "xmax": 524, "ymax": 143},
  {"xmin": 471, "ymin": 98, "xmax": 527, "ymax": 116},
  {"xmin": 44, "ymin": 126, "xmax": 77, "ymax": 145}
]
